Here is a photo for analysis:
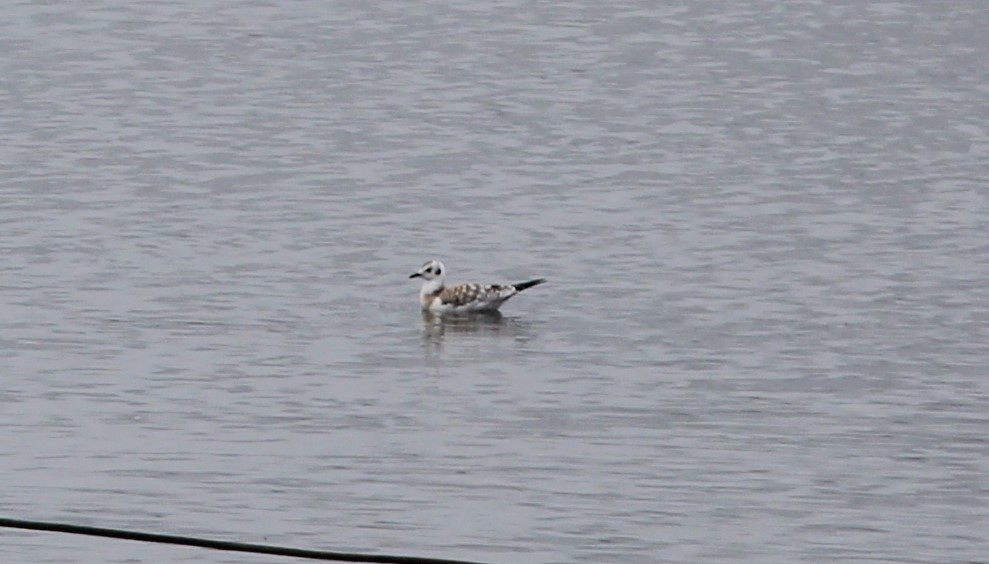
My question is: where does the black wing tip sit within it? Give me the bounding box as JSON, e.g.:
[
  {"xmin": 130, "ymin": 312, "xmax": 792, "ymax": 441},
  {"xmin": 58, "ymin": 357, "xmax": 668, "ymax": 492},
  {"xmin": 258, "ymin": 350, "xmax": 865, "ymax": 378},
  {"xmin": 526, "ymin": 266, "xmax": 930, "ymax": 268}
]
[{"xmin": 514, "ymin": 278, "xmax": 547, "ymax": 292}]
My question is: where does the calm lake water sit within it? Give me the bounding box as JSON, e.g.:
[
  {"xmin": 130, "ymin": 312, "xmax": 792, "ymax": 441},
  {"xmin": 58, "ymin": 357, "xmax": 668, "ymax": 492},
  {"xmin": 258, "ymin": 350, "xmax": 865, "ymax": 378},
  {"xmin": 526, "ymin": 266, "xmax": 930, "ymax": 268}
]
[{"xmin": 2, "ymin": 1, "xmax": 987, "ymax": 562}]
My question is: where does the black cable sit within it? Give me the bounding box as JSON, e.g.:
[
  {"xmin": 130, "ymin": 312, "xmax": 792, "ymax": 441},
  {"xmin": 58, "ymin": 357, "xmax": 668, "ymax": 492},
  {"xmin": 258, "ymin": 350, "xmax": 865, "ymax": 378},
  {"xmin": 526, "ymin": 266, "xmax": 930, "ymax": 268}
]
[{"xmin": 0, "ymin": 518, "xmax": 492, "ymax": 564}]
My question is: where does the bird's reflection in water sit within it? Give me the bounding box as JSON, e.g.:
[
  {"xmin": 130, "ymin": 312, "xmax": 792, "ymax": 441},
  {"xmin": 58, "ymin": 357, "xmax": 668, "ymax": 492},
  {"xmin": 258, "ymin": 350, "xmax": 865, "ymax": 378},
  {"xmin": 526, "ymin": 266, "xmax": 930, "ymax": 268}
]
[{"xmin": 420, "ymin": 310, "xmax": 532, "ymax": 345}]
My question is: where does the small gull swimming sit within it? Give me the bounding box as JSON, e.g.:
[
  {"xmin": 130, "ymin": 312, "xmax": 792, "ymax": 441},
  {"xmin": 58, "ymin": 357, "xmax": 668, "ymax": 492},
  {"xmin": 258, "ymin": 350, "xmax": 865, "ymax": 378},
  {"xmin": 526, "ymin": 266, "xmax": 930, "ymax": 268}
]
[{"xmin": 409, "ymin": 259, "xmax": 546, "ymax": 314}]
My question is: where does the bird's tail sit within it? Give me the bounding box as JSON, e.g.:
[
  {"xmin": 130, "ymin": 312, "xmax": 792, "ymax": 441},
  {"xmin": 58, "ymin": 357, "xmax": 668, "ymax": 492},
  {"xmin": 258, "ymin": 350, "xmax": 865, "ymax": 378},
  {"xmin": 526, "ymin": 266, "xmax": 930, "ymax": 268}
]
[{"xmin": 513, "ymin": 278, "xmax": 547, "ymax": 292}]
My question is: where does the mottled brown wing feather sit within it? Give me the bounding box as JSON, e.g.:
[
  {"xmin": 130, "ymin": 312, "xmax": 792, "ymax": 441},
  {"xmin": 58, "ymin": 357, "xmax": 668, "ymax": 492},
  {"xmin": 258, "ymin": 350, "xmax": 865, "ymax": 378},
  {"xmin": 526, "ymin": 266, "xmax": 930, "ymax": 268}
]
[{"xmin": 439, "ymin": 283, "xmax": 503, "ymax": 307}]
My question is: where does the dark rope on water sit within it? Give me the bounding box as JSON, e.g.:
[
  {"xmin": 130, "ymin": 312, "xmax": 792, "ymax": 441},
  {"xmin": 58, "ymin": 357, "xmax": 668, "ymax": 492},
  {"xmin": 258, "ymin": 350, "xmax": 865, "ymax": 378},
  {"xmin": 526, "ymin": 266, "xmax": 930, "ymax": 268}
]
[{"xmin": 0, "ymin": 518, "xmax": 492, "ymax": 564}]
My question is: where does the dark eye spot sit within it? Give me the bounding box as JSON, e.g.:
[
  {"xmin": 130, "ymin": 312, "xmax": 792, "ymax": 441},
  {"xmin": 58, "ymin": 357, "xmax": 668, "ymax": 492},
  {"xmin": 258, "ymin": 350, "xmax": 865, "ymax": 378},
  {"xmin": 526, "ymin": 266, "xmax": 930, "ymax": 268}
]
[{"xmin": 435, "ymin": 268, "xmax": 442, "ymax": 275}]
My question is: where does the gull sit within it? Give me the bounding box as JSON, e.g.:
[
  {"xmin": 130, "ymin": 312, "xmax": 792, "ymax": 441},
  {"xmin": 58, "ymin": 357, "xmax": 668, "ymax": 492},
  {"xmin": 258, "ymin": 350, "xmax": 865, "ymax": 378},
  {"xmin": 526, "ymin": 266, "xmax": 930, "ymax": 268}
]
[{"xmin": 409, "ymin": 259, "xmax": 546, "ymax": 314}]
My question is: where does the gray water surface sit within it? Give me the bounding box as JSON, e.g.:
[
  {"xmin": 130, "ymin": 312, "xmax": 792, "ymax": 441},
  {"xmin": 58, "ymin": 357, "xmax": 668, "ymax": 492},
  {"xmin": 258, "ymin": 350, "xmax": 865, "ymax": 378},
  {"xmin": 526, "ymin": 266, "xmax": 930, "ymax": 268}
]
[{"xmin": 2, "ymin": 1, "xmax": 988, "ymax": 562}]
